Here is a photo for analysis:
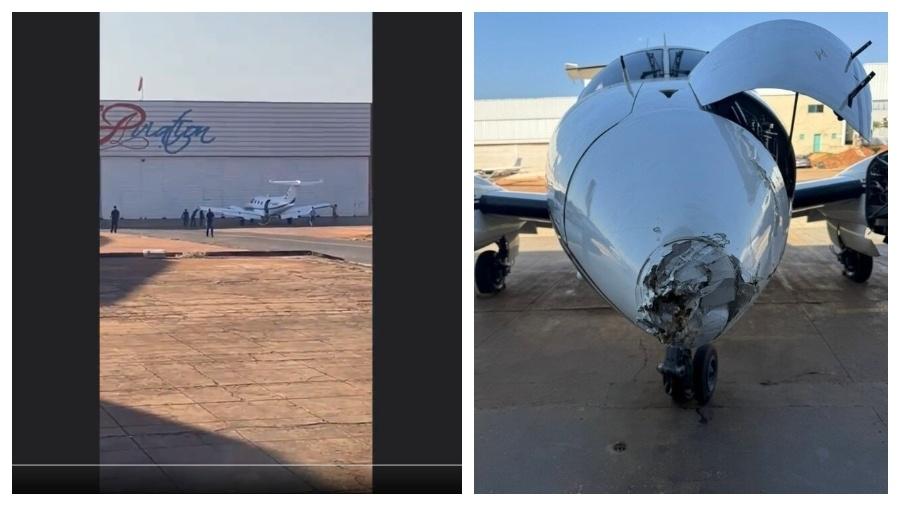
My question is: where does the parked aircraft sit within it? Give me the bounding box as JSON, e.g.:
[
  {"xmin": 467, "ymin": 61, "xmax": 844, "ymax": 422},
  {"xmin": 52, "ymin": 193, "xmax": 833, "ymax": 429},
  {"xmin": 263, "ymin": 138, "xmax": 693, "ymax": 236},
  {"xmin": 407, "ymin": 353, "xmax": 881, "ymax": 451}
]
[
  {"xmin": 475, "ymin": 157, "xmax": 523, "ymax": 180},
  {"xmin": 474, "ymin": 20, "xmax": 886, "ymax": 405},
  {"xmin": 205, "ymin": 180, "xmax": 337, "ymax": 225}
]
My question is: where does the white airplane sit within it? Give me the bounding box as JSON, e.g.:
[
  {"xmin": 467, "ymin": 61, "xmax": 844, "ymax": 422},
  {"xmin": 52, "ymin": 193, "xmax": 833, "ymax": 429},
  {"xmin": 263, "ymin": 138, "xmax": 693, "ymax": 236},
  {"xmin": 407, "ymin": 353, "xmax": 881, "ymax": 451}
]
[
  {"xmin": 475, "ymin": 157, "xmax": 523, "ymax": 180},
  {"xmin": 205, "ymin": 180, "xmax": 337, "ymax": 225},
  {"xmin": 474, "ymin": 20, "xmax": 886, "ymax": 405}
]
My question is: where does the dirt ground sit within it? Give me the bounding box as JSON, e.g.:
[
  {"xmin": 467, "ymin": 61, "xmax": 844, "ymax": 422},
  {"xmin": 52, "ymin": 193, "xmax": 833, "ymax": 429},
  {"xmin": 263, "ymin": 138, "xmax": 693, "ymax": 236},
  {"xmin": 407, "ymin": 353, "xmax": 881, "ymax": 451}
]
[
  {"xmin": 222, "ymin": 225, "xmax": 372, "ymax": 241},
  {"xmin": 100, "ymin": 232, "xmax": 238, "ymax": 254},
  {"xmin": 808, "ymin": 146, "xmax": 886, "ymax": 170},
  {"xmin": 100, "ymin": 225, "xmax": 372, "ymax": 255}
]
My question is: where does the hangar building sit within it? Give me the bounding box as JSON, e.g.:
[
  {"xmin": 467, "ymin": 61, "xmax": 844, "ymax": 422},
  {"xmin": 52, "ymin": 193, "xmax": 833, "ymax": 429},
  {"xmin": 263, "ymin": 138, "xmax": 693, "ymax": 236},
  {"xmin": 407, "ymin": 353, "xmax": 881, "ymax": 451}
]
[
  {"xmin": 100, "ymin": 100, "xmax": 371, "ymax": 220},
  {"xmin": 475, "ymin": 62, "xmax": 887, "ymax": 173}
]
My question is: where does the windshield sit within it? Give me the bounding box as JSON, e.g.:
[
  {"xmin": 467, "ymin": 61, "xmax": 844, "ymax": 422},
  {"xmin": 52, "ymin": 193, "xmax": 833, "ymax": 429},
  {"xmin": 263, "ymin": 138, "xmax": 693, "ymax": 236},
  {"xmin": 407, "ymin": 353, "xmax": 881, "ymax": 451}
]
[
  {"xmin": 579, "ymin": 48, "xmax": 707, "ymax": 99},
  {"xmin": 668, "ymin": 48, "xmax": 708, "ymax": 77},
  {"xmin": 579, "ymin": 49, "xmax": 664, "ymax": 98}
]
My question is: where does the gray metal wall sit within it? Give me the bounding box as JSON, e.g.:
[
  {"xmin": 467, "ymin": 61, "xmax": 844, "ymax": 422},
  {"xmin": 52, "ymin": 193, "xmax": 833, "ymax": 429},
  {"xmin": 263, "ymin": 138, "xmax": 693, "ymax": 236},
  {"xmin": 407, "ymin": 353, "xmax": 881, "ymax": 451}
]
[
  {"xmin": 101, "ymin": 156, "xmax": 369, "ymax": 219},
  {"xmin": 99, "ymin": 100, "xmax": 371, "ymax": 219},
  {"xmin": 100, "ymin": 101, "xmax": 370, "ymax": 157}
]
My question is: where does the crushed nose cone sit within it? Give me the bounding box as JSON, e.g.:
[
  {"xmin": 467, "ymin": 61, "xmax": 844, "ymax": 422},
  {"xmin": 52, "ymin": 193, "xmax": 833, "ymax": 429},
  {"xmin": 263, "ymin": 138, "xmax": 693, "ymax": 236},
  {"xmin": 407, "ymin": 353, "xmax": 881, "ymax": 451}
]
[
  {"xmin": 637, "ymin": 236, "xmax": 757, "ymax": 348},
  {"xmin": 561, "ymin": 107, "xmax": 789, "ymax": 347}
]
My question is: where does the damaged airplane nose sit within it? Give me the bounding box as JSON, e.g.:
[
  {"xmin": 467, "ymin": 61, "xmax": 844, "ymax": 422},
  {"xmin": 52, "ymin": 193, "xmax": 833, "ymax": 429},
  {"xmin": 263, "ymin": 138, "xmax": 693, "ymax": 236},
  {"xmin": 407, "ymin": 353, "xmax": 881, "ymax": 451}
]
[
  {"xmin": 560, "ymin": 107, "xmax": 790, "ymax": 346},
  {"xmin": 637, "ymin": 235, "xmax": 757, "ymax": 348}
]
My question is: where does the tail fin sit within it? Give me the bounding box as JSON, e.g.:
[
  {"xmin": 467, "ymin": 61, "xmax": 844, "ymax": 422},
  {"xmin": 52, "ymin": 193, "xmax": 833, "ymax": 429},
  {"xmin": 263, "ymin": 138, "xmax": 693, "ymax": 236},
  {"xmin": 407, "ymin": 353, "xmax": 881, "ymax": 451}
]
[
  {"xmin": 269, "ymin": 179, "xmax": 323, "ymax": 200},
  {"xmin": 268, "ymin": 179, "xmax": 323, "ymax": 186}
]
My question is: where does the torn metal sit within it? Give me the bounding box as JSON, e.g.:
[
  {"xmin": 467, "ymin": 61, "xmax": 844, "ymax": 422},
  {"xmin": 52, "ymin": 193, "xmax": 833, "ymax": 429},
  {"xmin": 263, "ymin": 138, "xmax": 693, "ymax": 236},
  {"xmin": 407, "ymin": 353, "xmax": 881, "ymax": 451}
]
[{"xmin": 637, "ymin": 235, "xmax": 758, "ymax": 348}]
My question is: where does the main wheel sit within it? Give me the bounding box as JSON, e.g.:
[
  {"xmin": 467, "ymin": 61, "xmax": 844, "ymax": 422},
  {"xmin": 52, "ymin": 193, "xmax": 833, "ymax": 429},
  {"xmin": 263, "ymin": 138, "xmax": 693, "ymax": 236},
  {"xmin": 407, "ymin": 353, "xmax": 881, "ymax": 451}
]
[
  {"xmin": 840, "ymin": 249, "xmax": 873, "ymax": 283},
  {"xmin": 692, "ymin": 345, "xmax": 718, "ymax": 405},
  {"xmin": 475, "ymin": 250, "xmax": 506, "ymax": 294}
]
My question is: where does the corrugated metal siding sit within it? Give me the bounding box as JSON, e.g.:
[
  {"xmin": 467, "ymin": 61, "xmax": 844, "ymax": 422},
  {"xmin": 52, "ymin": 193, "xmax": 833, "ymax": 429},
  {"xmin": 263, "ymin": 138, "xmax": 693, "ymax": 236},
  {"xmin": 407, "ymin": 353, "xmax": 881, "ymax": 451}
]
[
  {"xmin": 100, "ymin": 101, "xmax": 370, "ymax": 157},
  {"xmin": 101, "ymin": 156, "xmax": 369, "ymax": 219},
  {"xmin": 475, "ymin": 97, "xmax": 576, "ymax": 143}
]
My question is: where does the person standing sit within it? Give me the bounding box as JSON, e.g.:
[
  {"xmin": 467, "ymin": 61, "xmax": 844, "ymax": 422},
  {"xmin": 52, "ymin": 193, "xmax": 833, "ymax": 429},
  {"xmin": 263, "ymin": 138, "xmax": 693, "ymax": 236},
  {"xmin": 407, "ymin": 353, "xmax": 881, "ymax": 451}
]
[
  {"xmin": 199, "ymin": 209, "xmax": 206, "ymax": 229},
  {"xmin": 190, "ymin": 207, "xmax": 199, "ymax": 228},
  {"xmin": 110, "ymin": 206, "xmax": 120, "ymax": 234},
  {"xmin": 181, "ymin": 209, "xmax": 190, "ymax": 228},
  {"xmin": 205, "ymin": 208, "xmax": 215, "ymax": 237}
]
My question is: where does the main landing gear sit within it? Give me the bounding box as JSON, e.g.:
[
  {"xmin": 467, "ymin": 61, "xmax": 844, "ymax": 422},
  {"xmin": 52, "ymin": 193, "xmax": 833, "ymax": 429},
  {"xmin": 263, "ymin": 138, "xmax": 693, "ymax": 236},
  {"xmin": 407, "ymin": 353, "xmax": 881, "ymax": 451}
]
[
  {"xmin": 475, "ymin": 237, "xmax": 513, "ymax": 295},
  {"xmin": 836, "ymin": 247, "xmax": 873, "ymax": 283},
  {"xmin": 658, "ymin": 344, "xmax": 718, "ymax": 405}
]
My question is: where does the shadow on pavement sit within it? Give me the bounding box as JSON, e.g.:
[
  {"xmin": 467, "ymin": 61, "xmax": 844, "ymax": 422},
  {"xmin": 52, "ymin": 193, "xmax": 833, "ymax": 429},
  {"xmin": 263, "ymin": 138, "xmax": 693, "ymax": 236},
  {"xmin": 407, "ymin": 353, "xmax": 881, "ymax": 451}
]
[
  {"xmin": 100, "ymin": 401, "xmax": 369, "ymax": 493},
  {"xmin": 100, "ymin": 258, "xmax": 172, "ymax": 307}
]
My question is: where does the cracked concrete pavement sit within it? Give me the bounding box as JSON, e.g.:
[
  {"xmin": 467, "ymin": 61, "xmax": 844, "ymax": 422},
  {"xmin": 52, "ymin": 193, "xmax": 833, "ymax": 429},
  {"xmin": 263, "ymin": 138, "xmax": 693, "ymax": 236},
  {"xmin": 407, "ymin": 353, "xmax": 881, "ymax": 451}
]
[
  {"xmin": 475, "ymin": 218, "xmax": 887, "ymax": 493},
  {"xmin": 100, "ymin": 253, "xmax": 371, "ymax": 492}
]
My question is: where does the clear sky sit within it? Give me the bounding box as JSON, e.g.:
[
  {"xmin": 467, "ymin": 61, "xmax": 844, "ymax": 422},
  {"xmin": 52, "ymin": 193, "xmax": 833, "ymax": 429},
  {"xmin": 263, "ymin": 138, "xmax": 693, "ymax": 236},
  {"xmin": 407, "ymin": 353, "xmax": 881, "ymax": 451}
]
[
  {"xmin": 476, "ymin": 12, "xmax": 888, "ymax": 99},
  {"xmin": 101, "ymin": 13, "xmax": 372, "ymax": 102}
]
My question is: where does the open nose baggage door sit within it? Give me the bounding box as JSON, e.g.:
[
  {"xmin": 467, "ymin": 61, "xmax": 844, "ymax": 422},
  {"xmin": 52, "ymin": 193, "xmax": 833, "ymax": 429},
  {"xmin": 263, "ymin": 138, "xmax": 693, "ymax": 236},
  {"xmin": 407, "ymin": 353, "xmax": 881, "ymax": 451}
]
[{"xmin": 688, "ymin": 19, "xmax": 874, "ymax": 140}]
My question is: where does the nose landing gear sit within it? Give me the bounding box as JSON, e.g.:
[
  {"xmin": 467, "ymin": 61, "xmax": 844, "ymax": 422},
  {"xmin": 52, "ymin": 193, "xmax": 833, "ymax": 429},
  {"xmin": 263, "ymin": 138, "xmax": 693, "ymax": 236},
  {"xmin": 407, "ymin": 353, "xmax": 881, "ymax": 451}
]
[{"xmin": 658, "ymin": 344, "xmax": 718, "ymax": 405}]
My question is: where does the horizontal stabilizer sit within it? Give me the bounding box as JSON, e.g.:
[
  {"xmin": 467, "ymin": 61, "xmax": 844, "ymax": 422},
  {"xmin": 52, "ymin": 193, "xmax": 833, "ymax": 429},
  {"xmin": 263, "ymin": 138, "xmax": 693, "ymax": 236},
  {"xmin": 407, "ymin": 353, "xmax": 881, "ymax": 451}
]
[{"xmin": 268, "ymin": 179, "xmax": 323, "ymax": 186}]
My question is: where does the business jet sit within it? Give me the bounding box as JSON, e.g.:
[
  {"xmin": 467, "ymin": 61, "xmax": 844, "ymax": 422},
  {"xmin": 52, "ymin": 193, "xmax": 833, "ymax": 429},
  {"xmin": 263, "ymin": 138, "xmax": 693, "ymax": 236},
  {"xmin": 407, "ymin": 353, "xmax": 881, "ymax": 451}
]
[
  {"xmin": 474, "ymin": 20, "xmax": 886, "ymax": 405},
  {"xmin": 205, "ymin": 180, "xmax": 337, "ymax": 226}
]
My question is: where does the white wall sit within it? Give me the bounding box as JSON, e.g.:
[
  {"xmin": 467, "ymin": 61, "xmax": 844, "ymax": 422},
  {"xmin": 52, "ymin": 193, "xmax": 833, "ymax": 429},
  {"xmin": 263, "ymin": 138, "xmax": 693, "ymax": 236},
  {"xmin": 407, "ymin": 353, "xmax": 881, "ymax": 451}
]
[
  {"xmin": 475, "ymin": 97, "xmax": 576, "ymax": 144},
  {"xmin": 101, "ymin": 156, "xmax": 369, "ymax": 219}
]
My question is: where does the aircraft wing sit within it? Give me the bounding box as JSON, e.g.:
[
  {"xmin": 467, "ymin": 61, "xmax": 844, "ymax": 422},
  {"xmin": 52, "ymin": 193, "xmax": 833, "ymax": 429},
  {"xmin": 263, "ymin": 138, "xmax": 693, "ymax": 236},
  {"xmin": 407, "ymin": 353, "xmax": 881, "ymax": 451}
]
[
  {"xmin": 474, "ymin": 174, "xmax": 550, "ymax": 222},
  {"xmin": 206, "ymin": 206, "xmax": 264, "ymax": 220},
  {"xmin": 280, "ymin": 202, "xmax": 336, "ymax": 219},
  {"xmin": 475, "ymin": 190, "xmax": 550, "ymax": 222},
  {"xmin": 791, "ymin": 153, "xmax": 886, "ymax": 216},
  {"xmin": 792, "ymin": 176, "xmax": 865, "ymax": 215}
]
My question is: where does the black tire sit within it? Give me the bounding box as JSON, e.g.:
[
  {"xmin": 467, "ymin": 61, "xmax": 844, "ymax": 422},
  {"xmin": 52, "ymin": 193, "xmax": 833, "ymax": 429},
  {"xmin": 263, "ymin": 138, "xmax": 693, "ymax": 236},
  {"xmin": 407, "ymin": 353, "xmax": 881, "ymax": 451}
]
[
  {"xmin": 841, "ymin": 249, "xmax": 873, "ymax": 283},
  {"xmin": 475, "ymin": 250, "xmax": 506, "ymax": 294},
  {"xmin": 664, "ymin": 374, "xmax": 691, "ymax": 404},
  {"xmin": 692, "ymin": 345, "xmax": 718, "ymax": 406}
]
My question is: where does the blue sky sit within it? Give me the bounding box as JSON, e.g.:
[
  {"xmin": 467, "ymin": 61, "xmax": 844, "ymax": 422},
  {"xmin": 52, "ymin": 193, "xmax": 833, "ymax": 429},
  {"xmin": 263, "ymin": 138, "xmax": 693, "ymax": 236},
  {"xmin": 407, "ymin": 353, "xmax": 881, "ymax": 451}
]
[
  {"xmin": 101, "ymin": 13, "xmax": 371, "ymax": 102},
  {"xmin": 476, "ymin": 12, "xmax": 888, "ymax": 99}
]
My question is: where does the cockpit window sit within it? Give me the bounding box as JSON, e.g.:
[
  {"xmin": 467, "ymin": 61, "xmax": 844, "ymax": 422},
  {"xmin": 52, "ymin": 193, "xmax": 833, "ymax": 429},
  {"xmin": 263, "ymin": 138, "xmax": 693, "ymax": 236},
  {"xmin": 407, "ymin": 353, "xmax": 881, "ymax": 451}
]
[
  {"xmin": 668, "ymin": 48, "xmax": 707, "ymax": 77},
  {"xmin": 579, "ymin": 49, "xmax": 665, "ymax": 99}
]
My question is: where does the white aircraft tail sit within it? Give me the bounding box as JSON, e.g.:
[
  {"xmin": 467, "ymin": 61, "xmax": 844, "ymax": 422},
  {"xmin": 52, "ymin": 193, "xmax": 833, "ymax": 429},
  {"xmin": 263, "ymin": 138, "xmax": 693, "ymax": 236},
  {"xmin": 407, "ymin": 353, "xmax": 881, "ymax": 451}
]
[
  {"xmin": 269, "ymin": 179, "xmax": 324, "ymax": 200},
  {"xmin": 268, "ymin": 179, "xmax": 323, "ymax": 186}
]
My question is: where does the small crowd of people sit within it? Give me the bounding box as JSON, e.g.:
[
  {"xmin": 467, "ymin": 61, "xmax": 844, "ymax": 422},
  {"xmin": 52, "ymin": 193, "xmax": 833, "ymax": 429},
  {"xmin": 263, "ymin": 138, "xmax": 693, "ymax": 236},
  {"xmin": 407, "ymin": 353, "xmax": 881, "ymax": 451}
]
[
  {"xmin": 181, "ymin": 207, "xmax": 216, "ymax": 237},
  {"xmin": 108, "ymin": 206, "xmax": 216, "ymax": 237}
]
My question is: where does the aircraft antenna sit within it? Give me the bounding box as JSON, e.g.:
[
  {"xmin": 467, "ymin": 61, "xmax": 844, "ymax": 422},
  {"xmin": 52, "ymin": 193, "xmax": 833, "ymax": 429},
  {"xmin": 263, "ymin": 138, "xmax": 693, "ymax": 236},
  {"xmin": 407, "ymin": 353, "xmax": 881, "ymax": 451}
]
[{"xmin": 788, "ymin": 92, "xmax": 799, "ymax": 140}]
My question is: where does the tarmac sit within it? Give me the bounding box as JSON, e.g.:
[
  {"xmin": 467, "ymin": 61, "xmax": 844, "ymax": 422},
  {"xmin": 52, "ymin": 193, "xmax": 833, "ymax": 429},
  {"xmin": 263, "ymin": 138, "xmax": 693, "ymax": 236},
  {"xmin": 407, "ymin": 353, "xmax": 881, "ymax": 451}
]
[
  {"xmin": 474, "ymin": 218, "xmax": 887, "ymax": 493},
  {"xmin": 104, "ymin": 226, "xmax": 372, "ymax": 264},
  {"xmin": 100, "ymin": 233, "xmax": 372, "ymax": 492}
]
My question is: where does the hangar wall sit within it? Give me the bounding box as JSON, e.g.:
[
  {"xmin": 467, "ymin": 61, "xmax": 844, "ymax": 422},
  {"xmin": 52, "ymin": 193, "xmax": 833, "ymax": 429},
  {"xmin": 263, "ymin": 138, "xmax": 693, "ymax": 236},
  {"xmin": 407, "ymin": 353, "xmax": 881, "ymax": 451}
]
[
  {"xmin": 99, "ymin": 100, "xmax": 371, "ymax": 219},
  {"xmin": 101, "ymin": 157, "xmax": 369, "ymax": 219}
]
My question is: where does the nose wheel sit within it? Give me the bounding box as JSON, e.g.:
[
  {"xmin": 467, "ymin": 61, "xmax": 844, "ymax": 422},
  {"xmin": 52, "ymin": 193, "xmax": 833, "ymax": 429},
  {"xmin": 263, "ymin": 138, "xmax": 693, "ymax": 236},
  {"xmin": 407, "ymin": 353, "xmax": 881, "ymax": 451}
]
[{"xmin": 658, "ymin": 344, "xmax": 718, "ymax": 405}]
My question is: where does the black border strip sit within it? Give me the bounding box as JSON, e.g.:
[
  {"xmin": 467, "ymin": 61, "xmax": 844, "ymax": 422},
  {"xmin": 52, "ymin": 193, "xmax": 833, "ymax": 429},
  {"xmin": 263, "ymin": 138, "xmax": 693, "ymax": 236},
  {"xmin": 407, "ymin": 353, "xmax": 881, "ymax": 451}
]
[
  {"xmin": 13, "ymin": 12, "xmax": 101, "ymax": 492},
  {"xmin": 372, "ymin": 12, "xmax": 462, "ymax": 493}
]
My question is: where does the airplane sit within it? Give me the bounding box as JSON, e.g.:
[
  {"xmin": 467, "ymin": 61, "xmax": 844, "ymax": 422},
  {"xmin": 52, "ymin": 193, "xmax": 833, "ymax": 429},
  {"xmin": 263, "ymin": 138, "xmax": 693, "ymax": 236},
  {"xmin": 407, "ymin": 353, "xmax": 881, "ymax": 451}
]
[
  {"xmin": 204, "ymin": 179, "xmax": 338, "ymax": 226},
  {"xmin": 475, "ymin": 157, "xmax": 524, "ymax": 180},
  {"xmin": 474, "ymin": 20, "xmax": 886, "ymax": 405}
]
